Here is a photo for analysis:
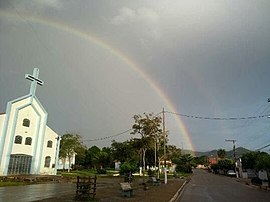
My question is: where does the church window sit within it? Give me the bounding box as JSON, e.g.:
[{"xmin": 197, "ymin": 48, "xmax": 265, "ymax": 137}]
[
  {"xmin": 47, "ymin": 140, "xmax": 53, "ymax": 148},
  {"xmin": 44, "ymin": 156, "xmax": 51, "ymax": 168},
  {"xmin": 25, "ymin": 137, "xmax": 32, "ymax": 145},
  {"xmin": 14, "ymin": 135, "xmax": 22, "ymax": 144},
  {"xmin": 23, "ymin": 119, "xmax": 30, "ymax": 127}
]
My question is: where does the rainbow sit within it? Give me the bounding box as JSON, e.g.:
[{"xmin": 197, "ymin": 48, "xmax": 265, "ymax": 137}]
[{"xmin": 0, "ymin": 10, "xmax": 195, "ymax": 153}]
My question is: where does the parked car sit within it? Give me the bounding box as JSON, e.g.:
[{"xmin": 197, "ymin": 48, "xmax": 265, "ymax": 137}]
[{"xmin": 227, "ymin": 170, "xmax": 236, "ymax": 177}]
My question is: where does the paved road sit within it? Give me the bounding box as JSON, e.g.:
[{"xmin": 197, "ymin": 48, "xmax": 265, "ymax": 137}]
[
  {"xmin": 0, "ymin": 182, "xmax": 75, "ymax": 202},
  {"xmin": 178, "ymin": 169, "xmax": 270, "ymax": 202}
]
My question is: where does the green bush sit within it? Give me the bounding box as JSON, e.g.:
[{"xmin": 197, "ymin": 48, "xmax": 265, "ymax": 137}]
[
  {"xmin": 147, "ymin": 169, "xmax": 155, "ymax": 177},
  {"xmin": 175, "ymin": 164, "xmax": 192, "ymax": 173},
  {"xmin": 96, "ymin": 168, "xmax": 107, "ymax": 174},
  {"xmin": 119, "ymin": 162, "xmax": 137, "ymax": 175}
]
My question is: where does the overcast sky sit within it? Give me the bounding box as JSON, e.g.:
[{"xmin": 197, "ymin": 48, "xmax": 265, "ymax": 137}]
[{"xmin": 1, "ymin": 0, "xmax": 270, "ymax": 152}]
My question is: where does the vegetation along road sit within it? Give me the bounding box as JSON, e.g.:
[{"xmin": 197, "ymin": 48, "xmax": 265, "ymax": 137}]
[{"xmin": 178, "ymin": 169, "xmax": 270, "ymax": 202}]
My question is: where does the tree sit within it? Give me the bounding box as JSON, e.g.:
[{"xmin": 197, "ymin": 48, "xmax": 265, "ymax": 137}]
[
  {"xmin": 242, "ymin": 151, "xmax": 258, "ymax": 170},
  {"xmin": 175, "ymin": 154, "xmax": 194, "ymax": 173},
  {"xmin": 85, "ymin": 146, "xmax": 101, "ymax": 169},
  {"xmin": 74, "ymin": 145, "xmax": 87, "ymax": 169},
  {"xmin": 96, "ymin": 150, "xmax": 111, "ymax": 170},
  {"xmin": 101, "ymin": 147, "xmax": 114, "ymax": 168},
  {"xmin": 167, "ymin": 145, "xmax": 182, "ymax": 164},
  {"xmin": 217, "ymin": 159, "xmax": 234, "ymax": 172},
  {"xmin": 131, "ymin": 113, "xmax": 162, "ymax": 177},
  {"xmin": 59, "ymin": 133, "xmax": 85, "ymax": 172},
  {"xmin": 255, "ymin": 152, "xmax": 270, "ymax": 171},
  {"xmin": 193, "ymin": 155, "xmax": 208, "ymax": 167},
  {"xmin": 111, "ymin": 140, "xmax": 138, "ymax": 164},
  {"xmin": 255, "ymin": 152, "xmax": 270, "ymax": 186},
  {"xmin": 242, "ymin": 151, "xmax": 270, "ymax": 185},
  {"xmin": 217, "ymin": 149, "xmax": 226, "ymax": 159},
  {"xmin": 145, "ymin": 148, "xmax": 155, "ymax": 167}
]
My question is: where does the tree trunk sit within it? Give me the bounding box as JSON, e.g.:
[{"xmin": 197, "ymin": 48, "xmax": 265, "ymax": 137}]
[
  {"xmin": 62, "ymin": 158, "xmax": 66, "ymax": 172},
  {"xmin": 68, "ymin": 156, "xmax": 71, "ymax": 172},
  {"xmin": 143, "ymin": 148, "xmax": 147, "ymax": 181},
  {"xmin": 157, "ymin": 157, "xmax": 160, "ymax": 179}
]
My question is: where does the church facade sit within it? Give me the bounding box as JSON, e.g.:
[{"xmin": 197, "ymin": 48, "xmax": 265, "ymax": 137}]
[{"xmin": 0, "ymin": 68, "xmax": 61, "ymax": 176}]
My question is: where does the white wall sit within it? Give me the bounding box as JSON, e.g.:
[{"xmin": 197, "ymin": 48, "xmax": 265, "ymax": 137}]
[
  {"xmin": 40, "ymin": 126, "xmax": 58, "ymax": 175},
  {"xmin": 12, "ymin": 106, "xmax": 38, "ymax": 155},
  {"xmin": 0, "ymin": 96, "xmax": 59, "ymax": 176},
  {"xmin": 58, "ymin": 154, "xmax": 76, "ymax": 170}
]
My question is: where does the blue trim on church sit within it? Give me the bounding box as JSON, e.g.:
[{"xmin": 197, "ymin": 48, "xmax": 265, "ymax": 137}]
[
  {"xmin": 30, "ymin": 103, "xmax": 42, "ymax": 174},
  {"xmin": 36, "ymin": 113, "xmax": 48, "ymax": 174},
  {"xmin": 54, "ymin": 136, "xmax": 61, "ymax": 175},
  {"xmin": 0, "ymin": 94, "xmax": 30, "ymax": 165},
  {"xmin": 0, "ymin": 102, "xmax": 11, "ymax": 166},
  {"xmin": 2, "ymin": 95, "xmax": 48, "ymax": 175},
  {"xmin": 3, "ymin": 102, "xmax": 31, "ymax": 175},
  {"xmin": 32, "ymin": 96, "xmax": 48, "ymax": 174},
  {"xmin": 1, "ymin": 69, "xmax": 59, "ymax": 176}
]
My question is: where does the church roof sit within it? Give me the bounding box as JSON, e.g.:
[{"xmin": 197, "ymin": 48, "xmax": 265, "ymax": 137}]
[{"xmin": 7, "ymin": 94, "xmax": 47, "ymax": 115}]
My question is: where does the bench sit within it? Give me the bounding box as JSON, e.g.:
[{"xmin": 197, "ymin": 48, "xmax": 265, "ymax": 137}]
[
  {"xmin": 150, "ymin": 177, "xmax": 160, "ymax": 186},
  {"xmin": 120, "ymin": 182, "xmax": 133, "ymax": 197},
  {"xmin": 76, "ymin": 176, "xmax": 97, "ymax": 200}
]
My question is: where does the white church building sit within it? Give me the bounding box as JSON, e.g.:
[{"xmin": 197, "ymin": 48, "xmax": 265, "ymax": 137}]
[{"xmin": 0, "ymin": 68, "xmax": 61, "ymax": 176}]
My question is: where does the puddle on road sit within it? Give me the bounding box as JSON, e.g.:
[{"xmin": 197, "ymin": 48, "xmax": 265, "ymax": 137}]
[{"xmin": 0, "ymin": 183, "xmax": 75, "ymax": 202}]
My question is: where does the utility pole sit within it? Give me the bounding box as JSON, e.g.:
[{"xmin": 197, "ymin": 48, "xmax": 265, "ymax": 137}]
[
  {"xmin": 163, "ymin": 108, "xmax": 166, "ymax": 160},
  {"xmin": 162, "ymin": 108, "xmax": 167, "ymax": 184},
  {"xmin": 156, "ymin": 136, "xmax": 160, "ymax": 179},
  {"xmin": 225, "ymin": 139, "xmax": 238, "ymax": 178}
]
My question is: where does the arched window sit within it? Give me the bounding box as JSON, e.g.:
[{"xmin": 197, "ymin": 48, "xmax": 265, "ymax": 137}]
[
  {"xmin": 44, "ymin": 156, "xmax": 51, "ymax": 168},
  {"xmin": 47, "ymin": 140, "xmax": 53, "ymax": 148},
  {"xmin": 14, "ymin": 135, "xmax": 22, "ymax": 144},
  {"xmin": 25, "ymin": 137, "xmax": 32, "ymax": 145},
  {"xmin": 23, "ymin": 119, "xmax": 30, "ymax": 127}
]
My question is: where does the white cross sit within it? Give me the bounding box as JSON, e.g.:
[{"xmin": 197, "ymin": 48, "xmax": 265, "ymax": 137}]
[{"xmin": 25, "ymin": 68, "xmax": 44, "ymax": 96}]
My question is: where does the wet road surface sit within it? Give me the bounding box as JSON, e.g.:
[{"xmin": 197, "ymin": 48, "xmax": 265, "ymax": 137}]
[
  {"xmin": 178, "ymin": 169, "xmax": 270, "ymax": 202},
  {"xmin": 0, "ymin": 182, "xmax": 75, "ymax": 202}
]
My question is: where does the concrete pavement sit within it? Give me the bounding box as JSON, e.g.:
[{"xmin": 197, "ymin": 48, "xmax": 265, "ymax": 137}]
[{"xmin": 178, "ymin": 169, "xmax": 270, "ymax": 202}]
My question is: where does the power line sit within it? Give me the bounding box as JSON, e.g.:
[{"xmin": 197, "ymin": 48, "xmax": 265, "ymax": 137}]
[
  {"xmin": 234, "ymin": 102, "xmax": 270, "ymax": 131},
  {"xmin": 83, "ymin": 111, "xmax": 164, "ymax": 142},
  {"xmin": 165, "ymin": 111, "xmax": 270, "ymax": 121},
  {"xmin": 255, "ymin": 143, "xmax": 270, "ymax": 151},
  {"xmin": 243, "ymin": 130, "xmax": 270, "ymax": 149},
  {"xmin": 83, "ymin": 129, "xmax": 133, "ymax": 142},
  {"xmin": 83, "ymin": 110, "xmax": 270, "ymax": 142},
  {"xmin": 242, "ymin": 124, "xmax": 270, "ymax": 146}
]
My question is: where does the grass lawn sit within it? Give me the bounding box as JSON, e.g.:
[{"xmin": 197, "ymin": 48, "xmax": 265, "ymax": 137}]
[
  {"xmin": 58, "ymin": 169, "xmax": 191, "ymax": 181},
  {"xmin": 58, "ymin": 169, "xmax": 120, "ymax": 178},
  {"xmin": 0, "ymin": 181, "xmax": 29, "ymax": 187}
]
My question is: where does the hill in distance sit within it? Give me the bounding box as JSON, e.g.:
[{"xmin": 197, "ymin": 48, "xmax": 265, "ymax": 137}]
[{"xmin": 183, "ymin": 147, "xmax": 251, "ymax": 158}]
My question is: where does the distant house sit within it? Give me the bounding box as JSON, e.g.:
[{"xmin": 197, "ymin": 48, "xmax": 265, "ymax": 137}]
[
  {"xmin": 114, "ymin": 160, "xmax": 121, "ymax": 171},
  {"xmin": 208, "ymin": 157, "xmax": 218, "ymax": 165},
  {"xmin": 197, "ymin": 164, "xmax": 207, "ymax": 169},
  {"xmin": 58, "ymin": 153, "xmax": 76, "ymax": 170}
]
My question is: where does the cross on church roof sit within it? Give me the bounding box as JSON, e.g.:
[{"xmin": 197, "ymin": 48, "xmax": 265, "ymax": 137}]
[{"xmin": 25, "ymin": 68, "xmax": 44, "ymax": 96}]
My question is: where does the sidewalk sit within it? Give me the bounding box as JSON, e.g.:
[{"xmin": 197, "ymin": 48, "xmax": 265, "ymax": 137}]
[
  {"xmin": 235, "ymin": 178, "xmax": 270, "ymax": 191},
  {"xmin": 37, "ymin": 177, "xmax": 187, "ymax": 202}
]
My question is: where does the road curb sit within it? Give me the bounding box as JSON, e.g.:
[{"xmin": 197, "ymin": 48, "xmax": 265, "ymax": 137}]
[
  {"xmin": 236, "ymin": 179, "xmax": 270, "ymax": 191},
  {"xmin": 169, "ymin": 179, "xmax": 189, "ymax": 202}
]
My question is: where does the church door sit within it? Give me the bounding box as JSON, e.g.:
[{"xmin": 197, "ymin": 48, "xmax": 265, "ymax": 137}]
[{"xmin": 7, "ymin": 154, "xmax": 32, "ymax": 175}]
